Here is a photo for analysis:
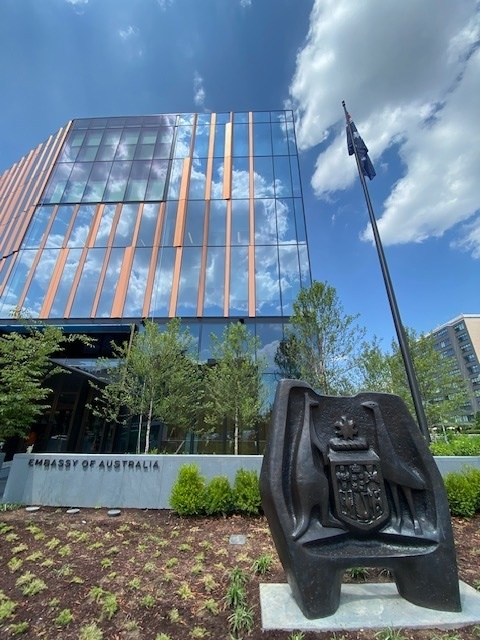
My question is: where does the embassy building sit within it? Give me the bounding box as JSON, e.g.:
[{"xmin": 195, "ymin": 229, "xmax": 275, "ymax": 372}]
[{"xmin": 0, "ymin": 111, "xmax": 311, "ymax": 456}]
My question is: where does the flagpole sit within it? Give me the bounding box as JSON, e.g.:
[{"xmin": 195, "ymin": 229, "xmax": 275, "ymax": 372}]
[{"xmin": 342, "ymin": 100, "xmax": 430, "ymax": 441}]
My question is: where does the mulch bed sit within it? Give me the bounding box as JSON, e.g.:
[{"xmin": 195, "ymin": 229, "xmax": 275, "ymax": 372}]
[{"xmin": 0, "ymin": 507, "xmax": 478, "ymax": 640}]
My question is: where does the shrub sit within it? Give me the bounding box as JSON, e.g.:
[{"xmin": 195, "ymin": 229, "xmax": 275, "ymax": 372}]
[
  {"xmin": 169, "ymin": 464, "xmax": 206, "ymax": 516},
  {"xmin": 232, "ymin": 469, "xmax": 261, "ymax": 515},
  {"xmin": 430, "ymin": 434, "xmax": 480, "ymax": 456},
  {"xmin": 204, "ymin": 476, "xmax": 233, "ymax": 516},
  {"xmin": 444, "ymin": 466, "xmax": 480, "ymax": 517}
]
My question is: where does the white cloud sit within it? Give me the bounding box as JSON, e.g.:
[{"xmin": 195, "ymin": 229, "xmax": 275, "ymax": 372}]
[
  {"xmin": 65, "ymin": 0, "xmax": 89, "ymax": 14},
  {"xmin": 240, "ymin": 0, "xmax": 252, "ymax": 8},
  {"xmin": 193, "ymin": 72, "xmax": 206, "ymax": 108},
  {"xmin": 118, "ymin": 25, "xmax": 139, "ymax": 40},
  {"xmin": 289, "ymin": 0, "xmax": 480, "ymax": 252},
  {"xmin": 156, "ymin": 0, "xmax": 174, "ymax": 10}
]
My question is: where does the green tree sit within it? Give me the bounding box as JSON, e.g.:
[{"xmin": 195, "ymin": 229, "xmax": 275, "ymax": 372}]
[
  {"xmin": 357, "ymin": 335, "xmax": 394, "ymax": 393},
  {"xmin": 203, "ymin": 322, "xmax": 267, "ymax": 455},
  {"xmin": 0, "ymin": 324, "xmax": 92, "ymax": 442},
  {"xmin": 274, "ymin": 335, "xmax": 302, "ymax": 380},
  {"xmin": 90, "ymin": 319, "xmax": 202, "ymax": 453},
  {"xmin": 388, "ymin": 327, "xmax": 471, "ymax": 433},
  {"xmin": 287, "ymin": 280, "xmax": 366, "ymax": 394}
]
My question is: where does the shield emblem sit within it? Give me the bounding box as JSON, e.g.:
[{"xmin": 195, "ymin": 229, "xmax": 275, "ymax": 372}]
[{"xmin": 329, "ymin": 447, "xmax": 389, "ymax": 532}]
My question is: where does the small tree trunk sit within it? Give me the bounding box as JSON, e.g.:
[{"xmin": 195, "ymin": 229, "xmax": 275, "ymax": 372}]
[
  {"xmin": 144, "ymin": 396, "xmax": 154, "ymax": 454},
  {"xmin": 136, "ymin": 412, "xmax": 143, "ymax": 454},
  {"xmin": 234, "ymin": 408, "xmax": 239, "ymax": 456}
]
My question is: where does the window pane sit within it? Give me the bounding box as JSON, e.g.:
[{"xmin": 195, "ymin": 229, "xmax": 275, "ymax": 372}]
[
  {"xmin": 213, "ymin": 124, "xmax": 226, "ymax": 158},
  {"xmin": 125, "ymin": 160, "xmax": 151, "ymax": 201},
  {"xmin": 85, "ymin": 131, "xmax": 103, "ymax": 146},
  {"xmin": 189, "ymin": 158, "xmax": 207, "ymax": 199},
  {"xmin": 146, "ymin": 160, "xmax": 168, "ymax": 200},
  {"xmin": 253, "ymin": 122, "xmax": 272, "ymax": 155},
  {"xmin": 176, "ymin": 247, "xmax": 201, "ymax": 316},
  {"xmin": 279, "ymin": 245, "xmax": 301, "ymax": 316},
  {"xmin": 61, "ymin": 162, "xmax": 93, "ymax": 202},
  {"xmin": 208, "ymin": 201, "xmax": 226, "ymax": 246},
  {"xmin": 96, "ymin": 248, "xmax": 124, "ymax": 317},
  {"xmin": 253, "ymin": 111, "xmax": 270, "ymax": 123},
  {"xmin": 203, "ymin": 247, "xmax": 225, "ymax": 316},
  {"xmin": 299, "ymin": 244, "xmax": 311, "ymax": 288},
  {"xmin": 149, "ymin": 247, "xmax": 175, "ymax": 316},
  {"xmin": 290, "ymin": 155, "xmax": 302, "ymax": 197},
  {"xmin": 103, "ymin": 130, "xmax": 122, "ymax": 146},
  {"xmin": 104, "ymin": 161, "xmax": 131, "ymax": 201},
  {"xmin": 231, "ymin": 200, "xmax": 249, "ymax": 245},
  {"xmin": 161, "ymin": 201, "xmax": 177, "ymax": 246},
  {"xmin": 286, "ymin": 121, "xmax": 297, "ymax": 154},
  {"xmin": 193, "ymin": 124, "xmax": 210, "ymax": 158},
  {"xmin": 138, "ymin": 203, "xmax": 160, "ymax": 247},
  {"xmin": 70, "ymin": 248, "xmax": 105, "ymax": 317},
  {"xmin": 96, "ymin": 145, "xmax": 117, "ymax": 161},
  {"xmin": 229, "ymin": 246, "xmax": 248, "ymax": 315},
  {"xmin": 77, "ymin": 146, "xmax": 98, "ymax": 162},
  {"xmin": 140, "ymin": 129, "xmax": 158, "ymax": 145},
  {"xmin": 233, "ymin": 124, "xmax": 248, "ymax": 156},
  {"xmin": 23, "ymin": 206, "xmax": 54, "ymax": 248},
  {"xmin": 184, "ymin": 200, "xmax": 205, "ymax": 246},
  {"xmin": 45, "ymin": 205, "xmax": 76, "ymax": 248},
  {"xmin": 42, "ymin": 163, "xmax": 73, "ymax": 203},
  {"xmin": 294, "ymin": 198, "xmax": 306, "ymax": 242},
  {"xmin": 173, "ymin": 126, "xmax": 192, "ymax": 158},
  {"xmin": 23, "ymin": 249, "xmax": 60, "ymax": 316},
  {"xmin": 254, "ymin": 199, "xmax": 276, "ymax": 244},
  {"xmin": 58, "ymin": 143, "xmax": 80, "ymax": 163},
  {"xmin": 254, "ymin": 157, "xmax": 274, "ymax": 197},
  {"xmin": 271, "ymin": 120, "xmax": 288, "ymax": 155},
  {"xmin": 167, "ymin": 159, "xmax": 183, "ymax": 199},
  {"xmin": 113, "ymin": 204, "xmax": 138, "ymax": 247},
  {"xmin": 255, "ymin": 246, "xmax": 280, "ymax": 315},
  {"xmin": 123, "ymin": 247, "xmax": 152, "ymax": 316},
  {"xmin": 232, "ymin": 157, "xmax": 249, "ymax": 198},
  {"xmin": 94, "ymin": 204, "xmax": 117, "ymax": 247},
  {"xmin": 274, "ymin": 156, "xmax": 292, "ymax": 197},
  {"xmin": 120, "ymin": 129, "xmax": 140, "ymax": 145},
  {"xmin": 49, "ymin": 248, "xmax": 82, "ymax": 317},
  {"xmin": 114, "ymin": 144, "xmax": 136, "ymax": 161},
  {"xmin": 0, "ymin": 250, "xmax": 36, "ymax": 317},
  {"xmin": 276, "ymin": 198, "xmax": 297, "ymax": 244},
  {"xmin": 210, "ymin": 159, "xmax": 224, "ymax": 198},
  {"xmin": 134, "ymin": 144, "xmax": 155, "ymax": 160},
  {"xmin": 82, "ymin": 162, "xmax": 112, "ymax": 202},
  {"xmin": 256, "ymin": 321, "xmax": 283, "ymax": 371},
  {"xmin": 199, "ymin": 321, "xmax": 226, "ymax": 362},
  {"xmin": 67, "ymin": 204, "xmax": 96, "ymax": 248}
]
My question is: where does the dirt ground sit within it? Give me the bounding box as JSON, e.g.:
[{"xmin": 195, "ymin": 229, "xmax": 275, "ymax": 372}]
[{"xmin": 0, "ymin": 507, "xmax": 479, "ymax": 640}]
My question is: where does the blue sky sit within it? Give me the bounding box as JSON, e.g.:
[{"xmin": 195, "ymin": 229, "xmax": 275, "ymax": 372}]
[{"xmin": 0, "ymin": 0, "xmax": 479, "ymax": 349}]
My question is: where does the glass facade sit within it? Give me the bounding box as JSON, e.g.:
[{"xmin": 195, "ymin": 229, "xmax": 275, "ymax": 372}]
[{"xmin": 0, "ymin": 111, "xmax": 312, "ymax": 455}]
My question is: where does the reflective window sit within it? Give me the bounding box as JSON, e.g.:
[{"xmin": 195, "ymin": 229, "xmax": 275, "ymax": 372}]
[
  {"xmin": 82, "ymin": 162, "xmax": 112, "ymax": 202},
  {"xmin": 149, "ymin": 247, "xmax": 175, "ymax": 316},
  {"xmin": 123, "ymin": 247, "xmax": 152, "ymax": 316},
  {"xmin": 61, "ymin": 162, "xmax": 92, "ymax": 202},
  {"xmin": 173, "ymin": 126, "xmax": 192, "ymax": 158},
  {"xmin": 286, "ymin": 121, "xmax": 297, "ymax": 154},
  {"xmin": 176, "ymin": 247, "xmax": 202, "ymax": 316},
  {"xmin": 255, "ymin": 199, "xmax": 277, "ymax": 244},
  {"xmin": 77, "ymin": 146, "xmax": 98, "ymax": 162},
  {"xmin": 275, "ymin": 199, "xmax": 297, "ymax": 244},
  {"xmin": 85, "ymin": 130, "xmax": 103, "ymax": 146},
  {"xmin": 274, "ymin": 156, "xmax": 292, "ymax": 197},
  {"xmin": 104, "ymin": 161, "xmax": 131, "ymax": 201},
  {"xmin": 96, "ymin": 248, "xmax": 124, "ymax": 317},
  {"xmin": 138, "ymin": 203, "xmax": 160, "ymax": 247},
  {"xmin": 255, "ymin": 246, "xmax": 280, "ymax": 315},
  {"xmin": 43, "ymin": 163, "xmax": 74, "ymax": 203},
  {"xmin": 231, "ymin": 200, "xmax": 249, "ymax": 245},
  {"xmin": 299, "ymin": 244, "xmax": 311, "ymax": 287},
  {"xmin": 49, "ymin": 248, "xmax": 83, "ymax": 317},
  {"xmin": 134, "ymin": 144, "xmax": 155, "ymax": 161},
  {"xmin": 184, "ymin": 201, "xmax": 205, "ymax": 246},
  {"xmin": 254, "ymin": 157, "xmax": 274, "ymax": 197},
  {"xmin": 271, "ymin": 120, "xmax": 288, "ymax": 155},
  {"xmin": 279, "ymin": 245, "xmax": 301, "ymax": 315},
  {"xmin": 0, "ymin": 250, "xmax": 36, "ymax": 317},
  {"xmin": 125, "ymin": 160, "xmax": 151, "ymax": 201},
  {"xmin": 167, "ymin": 159, "xmax": 184, "ymax": 199},
  {"xmin": 193, "ymin": 124, "xmax": 210, "ymax": 158},
  {"xmin": 211, "ymin": 159, "xmax": 224, "ymax": 198},
  {"xmin": 24, "ymin": 249, "xmax": 61, "ymax": 316},
  {"xmin": 229, "ymin": 246, "xmax": 248, "ymax": 315},
  {"xmin": 199, "ymin": 321, "xmax": 226, "ymax": 362},
  {"xmin": 252, "ymin": 112, "xmax": 270, "ymax": 123},
  {"xmin": 233, "ymin": 124, "xmax": 248, "ymax": 157},
  {"xmin": 213, "ymin": 124, "xmax": 226, "ymax": 158},
  {"xmin": 146, "ymin": 160, "xmax": 168, "ymax": 200},
  {"xmin": 290, "ymin": 156, "xmax": 302, "ymax": 197},
  {"xmin": 23, "ymin": 206, "xmax": 54, "ymax": 248},
  {"xmin": 208, "ymin": 201, "xmax": 226, "ymax": 246},
  {"xmin": 113, "ymin": 204, "xmax": 139, "ymax": 247},
  {"xmin": 45, "ymin": 205, "xmax": 75, "ymax": 248},
  {"xmin": 70, "ymin": 248, "xmax": 105, "ymax": 317},
  {"xmin": 189, "ymin": 158, "xmax": 207, "ymax": 199},
  {"xmin": 94, "ymin": 205, "xmax": 117, "ymax": 247},
  {"xmin": 256, "ymin": 322, "xmax": 283, "ymax": 370},
  {"xmin": 161, "ymin": 201, "xmax": 177, "ymax": 246},
  {"xmin": 233, "ymin": 112, "xmax": 248, "ymax": 123},
  {"xmin": 232, "ymin": 158, "xmax": 249, "ymax": 198},
  {"xmin": 140, "ymin": 128, "xmax": 158, "ymax": 145},
  {"xmin": 203, "ymin": 247, "xmax": 225, "ymax": 316},
  {"xmin": 67, "ymin": 205, "xmax": 96, "ymax": 248},
  {"xmin": 253, "ymin": 123, "xmax": 272, "ymax": 155},
  {"xmin": 294, "ymin": 199, "xmax": 306, "ymax": 242}
]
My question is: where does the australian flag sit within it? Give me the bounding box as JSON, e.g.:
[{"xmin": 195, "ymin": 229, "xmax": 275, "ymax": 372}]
[{"xmin": 346, "ymin": 115, "xmax": 376, "ymax": 180}]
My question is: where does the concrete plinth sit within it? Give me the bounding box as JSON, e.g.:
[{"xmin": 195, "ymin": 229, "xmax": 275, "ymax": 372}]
[{"xmin": 260, "ymin": 582, "xmax": 480, "ymax": 632}]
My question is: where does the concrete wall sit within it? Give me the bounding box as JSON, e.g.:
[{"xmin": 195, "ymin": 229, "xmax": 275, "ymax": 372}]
[{"xmin": 3, "ymin": 453, "xmax": 479, "ymax": 509}]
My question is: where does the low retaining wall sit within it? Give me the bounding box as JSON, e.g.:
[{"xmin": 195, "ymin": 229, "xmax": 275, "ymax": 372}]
[{"xmin": 3, "ymin": 453, "xmax": 479, "ymax": 509}]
